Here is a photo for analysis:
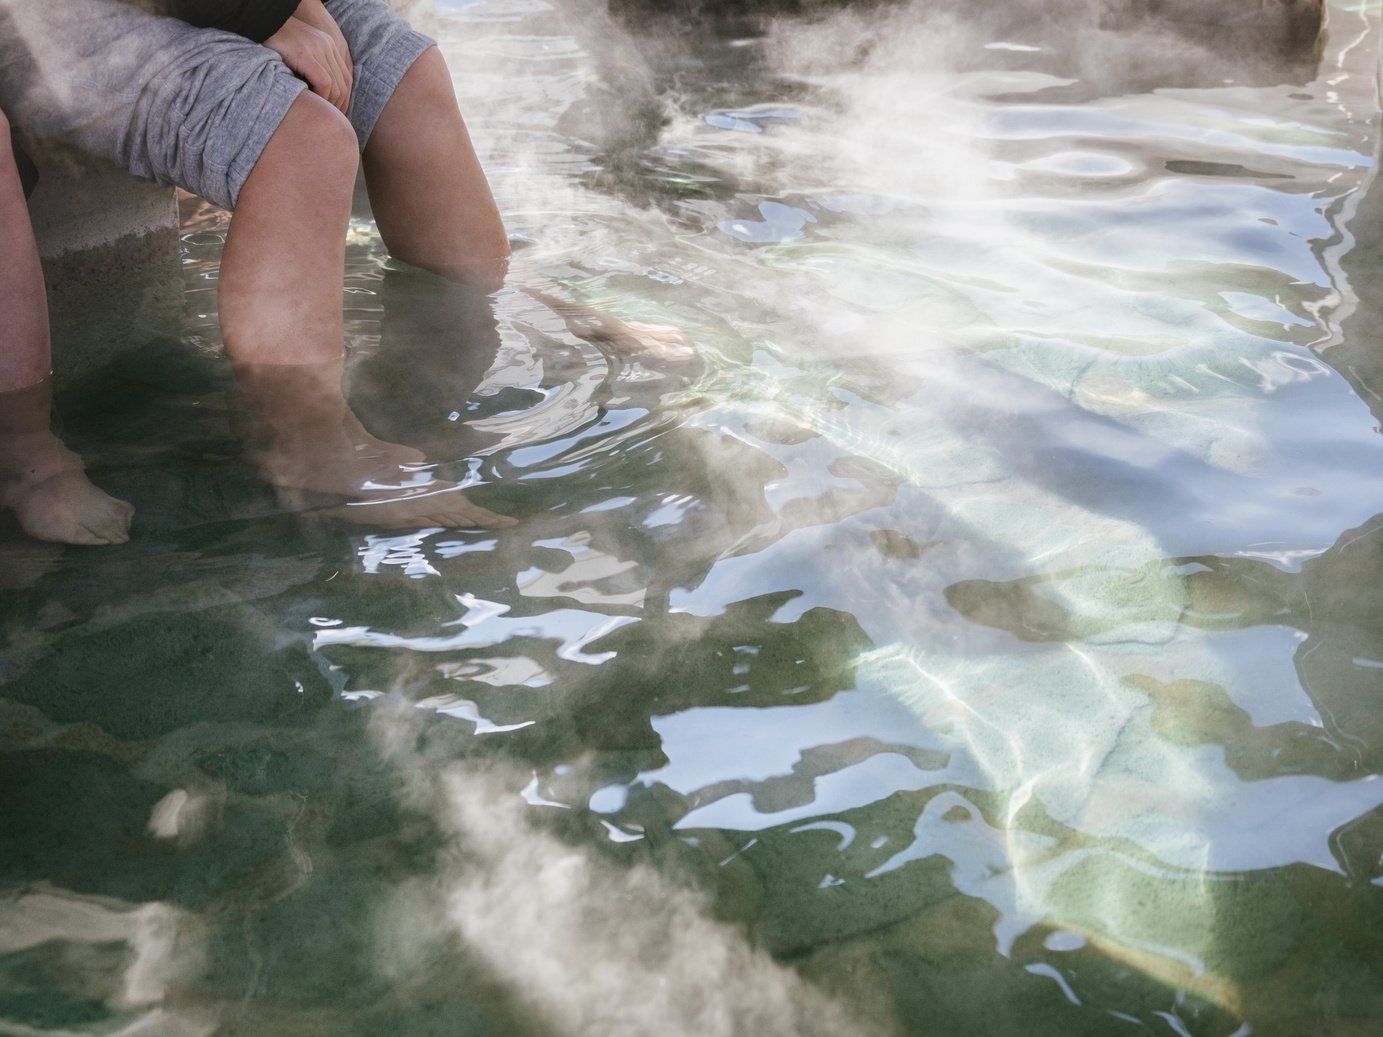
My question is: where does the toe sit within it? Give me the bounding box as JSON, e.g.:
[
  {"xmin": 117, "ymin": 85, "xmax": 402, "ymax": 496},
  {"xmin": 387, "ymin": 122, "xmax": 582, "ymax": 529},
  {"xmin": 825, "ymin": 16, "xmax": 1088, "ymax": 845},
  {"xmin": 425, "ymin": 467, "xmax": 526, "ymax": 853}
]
[
  {"xmin": 95, "ymin": 515, "xmax": 132, "ymax": 543},
  {"xmin": 89, "ymin": 499, "xmax": 134, "ymax": 541},
  {"xmin": 67, "ymin": 524, "xmax": 110, "ymax": 546},
  {"xmin": 88, "ymin": 527, "xmax": 129, "ymax": 546}
]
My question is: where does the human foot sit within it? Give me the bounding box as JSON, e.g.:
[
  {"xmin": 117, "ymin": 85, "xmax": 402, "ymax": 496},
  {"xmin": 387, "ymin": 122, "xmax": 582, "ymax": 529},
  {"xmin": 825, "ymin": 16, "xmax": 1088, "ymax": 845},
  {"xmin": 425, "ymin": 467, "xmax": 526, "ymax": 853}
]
[
  {"xmin": 279, "ymin": 467, "xmax": 517, "ymax": 529},
  {"xmin": 0, "ymin": 433, "xmax": 134, "ymax": 545},
  {"xmin": 0, "ymin": 381, "xmax": 133, "ymax": 546},
  {"xmin": 562, "ymin": 311, "xmax": 696, "ymax": 360},
  {"xmin": 235, "ymin": 358, "xmax": 515, "ymax": 530},
  {"xmin": 262, "ymin": 445, "xmax": 515, "ymax": 530},
  {"xmin": 517, "ymin": 283, "xmax": 695, "ymax": 360}
]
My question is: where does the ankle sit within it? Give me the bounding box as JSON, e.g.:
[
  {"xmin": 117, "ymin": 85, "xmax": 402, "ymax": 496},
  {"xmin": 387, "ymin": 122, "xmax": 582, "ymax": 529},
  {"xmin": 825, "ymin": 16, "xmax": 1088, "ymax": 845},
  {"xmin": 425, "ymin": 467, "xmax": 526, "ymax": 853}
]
[{"xmin": 0, "ymin": 431, "xmax": 81, "ymax": 490}]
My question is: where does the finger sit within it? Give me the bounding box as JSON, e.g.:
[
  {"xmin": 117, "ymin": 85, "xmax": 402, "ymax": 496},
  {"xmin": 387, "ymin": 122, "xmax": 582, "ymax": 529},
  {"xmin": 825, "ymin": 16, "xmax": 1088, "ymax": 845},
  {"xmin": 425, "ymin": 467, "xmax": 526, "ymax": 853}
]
[
  {"xmin": 326, "ymin": 73, "xmax": 347, "ymax": 114},
  {"xmin": 335, "ymin": 69, "xmax": 351, "ymax": 114},
  {"xmin": 334, "ymin": 61, "xmax": 352, "ymax": 114},
  {"xmin": 331, "ymin": 44, "xmax": 354, "ymax": 110},
  {"xmin": 301, "ymin": 47, "xmax": 346, "ymax": 112},
  {"xmin": 317, "ymin": 43, "xmax": 345, "ymax": 108},
  {"xmin": 324, "ymin": 34, "xmax": 351, "ymax": 108},
  {"xmin": 319, "ymin": 53, "xmax": 347, "ymax": 113},
  {"xmin": 300, "ymin": 57, "xmax": 336, "ymax": 107}
]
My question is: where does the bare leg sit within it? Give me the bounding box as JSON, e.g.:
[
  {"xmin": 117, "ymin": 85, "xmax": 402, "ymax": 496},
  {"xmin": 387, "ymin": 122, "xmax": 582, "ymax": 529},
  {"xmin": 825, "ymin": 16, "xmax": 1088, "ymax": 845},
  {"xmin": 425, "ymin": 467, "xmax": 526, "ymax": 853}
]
[
  {"xmin": 362, "ymin": 47, "xmax": 510, "ymax": 291},
  {"xmin": 0, "ymin": 109, "xmax": 133, "ymax": 545},
  {"xmin": 0, "ymin": 122, "xmax": 49, "ymax": 393},
  {"xmin": 222, "ymin": 92, "xmax": 512, "ymax": 529},
  {"xmin": 363, "ymin": 48, "xmax": 691, "ymax": 358},
  {"xmin": 220, "ymin": 92, "xmax": 357, "ymax": 368}
]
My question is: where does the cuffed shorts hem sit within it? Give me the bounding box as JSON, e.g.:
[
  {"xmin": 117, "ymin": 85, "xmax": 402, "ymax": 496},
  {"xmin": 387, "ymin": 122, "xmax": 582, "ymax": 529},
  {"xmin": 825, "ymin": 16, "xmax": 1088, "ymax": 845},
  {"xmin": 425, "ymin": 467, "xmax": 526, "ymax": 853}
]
[
  {"xmin": 339, "ymin": 12, "xmax": 435, "ymax": 150},
  {"xmin": 219, "ymin": 68, "xmax": 309, "ymax": 210}
]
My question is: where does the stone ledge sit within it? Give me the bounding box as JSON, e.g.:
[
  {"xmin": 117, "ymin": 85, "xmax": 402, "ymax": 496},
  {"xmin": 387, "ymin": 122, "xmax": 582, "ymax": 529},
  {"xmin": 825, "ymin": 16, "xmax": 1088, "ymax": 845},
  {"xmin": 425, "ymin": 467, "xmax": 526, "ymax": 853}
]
[
  {"xmin": 23, "ymin": 140, "xmax": 186, "ymax": 380},
  {"xmin": 25, "ymin": 140, "xmax": 180, "ymax": 290}
]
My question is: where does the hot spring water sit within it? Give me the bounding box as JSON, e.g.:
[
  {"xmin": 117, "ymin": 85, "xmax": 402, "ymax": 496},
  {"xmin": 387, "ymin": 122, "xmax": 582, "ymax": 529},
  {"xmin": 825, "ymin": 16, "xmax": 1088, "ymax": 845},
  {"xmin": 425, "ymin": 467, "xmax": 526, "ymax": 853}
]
[{"xmin": 3, "ymin": 0, "xmax": 1383, "ymax": 1034}]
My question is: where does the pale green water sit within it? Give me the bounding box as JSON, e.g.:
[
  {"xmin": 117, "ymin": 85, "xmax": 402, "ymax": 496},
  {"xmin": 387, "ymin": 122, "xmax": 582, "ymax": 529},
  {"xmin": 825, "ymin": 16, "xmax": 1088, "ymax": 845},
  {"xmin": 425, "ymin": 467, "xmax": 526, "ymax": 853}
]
[{"xmin": 4, "ymin": 1, "xmax": 1383, "ymax": 1034}]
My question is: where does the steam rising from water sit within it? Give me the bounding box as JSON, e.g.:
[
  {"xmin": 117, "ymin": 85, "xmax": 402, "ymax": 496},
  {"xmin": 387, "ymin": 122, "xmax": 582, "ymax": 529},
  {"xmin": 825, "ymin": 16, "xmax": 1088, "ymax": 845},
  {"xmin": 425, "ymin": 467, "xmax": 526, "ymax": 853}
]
[{"xmin": 371, "ymin": 705, "xmax": 899, "ymax": 1037}]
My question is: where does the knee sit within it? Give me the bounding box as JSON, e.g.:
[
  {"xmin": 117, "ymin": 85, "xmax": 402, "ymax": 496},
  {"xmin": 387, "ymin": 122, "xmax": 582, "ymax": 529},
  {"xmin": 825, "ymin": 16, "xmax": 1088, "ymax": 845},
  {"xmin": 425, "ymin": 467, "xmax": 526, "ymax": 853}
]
[{"xmin": 271, "ymin": 92, "xmax": 360, "ymax": 195}]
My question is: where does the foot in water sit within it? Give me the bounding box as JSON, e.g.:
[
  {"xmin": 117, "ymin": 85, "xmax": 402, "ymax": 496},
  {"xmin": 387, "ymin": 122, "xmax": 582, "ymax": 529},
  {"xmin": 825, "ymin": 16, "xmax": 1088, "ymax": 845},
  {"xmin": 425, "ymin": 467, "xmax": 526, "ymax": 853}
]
[
  {"xmin": 569, "ymin": 313, "xmax": 696, "ymax": 360},
  {"xmin": 0, "ymin": 380, "xmax": 133, "ymax": 546},
  {"xmin": 235, "ymin": 358, "xmax": 515, "ymax": 530},
  {"xmin": 0, "ymin": 432, "xmax": 134, "ymax": 545},
  {"xmin": 515, "ymin": 281, "xmax": 696, "ymax": 361},
  {"xmin": 268, "ymin": 455, "xmax": 516, "ymax": 530}
]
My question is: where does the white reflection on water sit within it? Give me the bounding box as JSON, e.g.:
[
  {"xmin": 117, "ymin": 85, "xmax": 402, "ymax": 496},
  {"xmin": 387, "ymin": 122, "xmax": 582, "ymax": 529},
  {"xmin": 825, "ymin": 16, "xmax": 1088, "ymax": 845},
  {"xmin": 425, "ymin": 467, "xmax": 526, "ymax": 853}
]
[
  {"xmin": 314, "ymin": 594, "xmax": 637, "ymax": 664},
  {"xmin": 413, "ymin": 5, "xmax": 1383, "ymax": 1019},
  {"xmin": 645, "ymin": 691, "xmax": 961, "ymax": 817}
]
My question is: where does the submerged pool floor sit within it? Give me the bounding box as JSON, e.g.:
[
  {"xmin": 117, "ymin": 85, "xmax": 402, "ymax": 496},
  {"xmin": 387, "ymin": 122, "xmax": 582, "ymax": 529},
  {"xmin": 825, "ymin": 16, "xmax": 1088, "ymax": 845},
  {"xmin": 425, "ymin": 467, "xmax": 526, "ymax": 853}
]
[{"xmin": 4, "ymin": 1, "xmax": 1383, "ymax": 1034}]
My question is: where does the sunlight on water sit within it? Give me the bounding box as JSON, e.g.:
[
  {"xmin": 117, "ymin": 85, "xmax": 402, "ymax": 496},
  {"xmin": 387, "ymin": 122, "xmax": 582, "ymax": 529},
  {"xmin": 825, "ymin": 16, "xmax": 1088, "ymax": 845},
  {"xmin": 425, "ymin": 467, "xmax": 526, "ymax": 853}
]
[{"xmin": 6, "ymin": 0, "xmax": 1383, "ymax": 1034}]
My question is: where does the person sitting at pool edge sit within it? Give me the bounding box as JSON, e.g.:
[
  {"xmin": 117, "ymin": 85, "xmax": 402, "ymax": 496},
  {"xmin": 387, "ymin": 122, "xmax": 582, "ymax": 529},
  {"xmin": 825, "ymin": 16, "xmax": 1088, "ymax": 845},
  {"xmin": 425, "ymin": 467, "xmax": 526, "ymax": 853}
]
[{"xmin": 0, "ymin": 0, "xmax": 687, "ymax": 545}]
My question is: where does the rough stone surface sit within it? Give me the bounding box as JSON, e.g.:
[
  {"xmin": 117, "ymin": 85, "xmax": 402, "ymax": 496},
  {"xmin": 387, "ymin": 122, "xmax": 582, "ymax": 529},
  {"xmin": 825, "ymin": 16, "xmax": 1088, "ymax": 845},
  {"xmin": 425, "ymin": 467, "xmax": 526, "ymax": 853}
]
[
  {"xmin": 24, "ymin": 139, "xmax": 185, "ymax": 380},
  {"xmin": 27, "ymin": 141, "xmax": 178, "ymax": 277}
]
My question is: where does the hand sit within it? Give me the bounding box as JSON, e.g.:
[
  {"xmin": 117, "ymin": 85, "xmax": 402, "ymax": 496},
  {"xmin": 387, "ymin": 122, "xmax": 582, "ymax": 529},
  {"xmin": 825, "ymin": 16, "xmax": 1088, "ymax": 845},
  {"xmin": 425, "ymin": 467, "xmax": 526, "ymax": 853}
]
[
  {"xmin": 291, "ymin": 0, "xmax": 353, "ymax": 90},
  {"xmin": 263, "ymin": 8, "xmax": 352, "ymax": 114}
]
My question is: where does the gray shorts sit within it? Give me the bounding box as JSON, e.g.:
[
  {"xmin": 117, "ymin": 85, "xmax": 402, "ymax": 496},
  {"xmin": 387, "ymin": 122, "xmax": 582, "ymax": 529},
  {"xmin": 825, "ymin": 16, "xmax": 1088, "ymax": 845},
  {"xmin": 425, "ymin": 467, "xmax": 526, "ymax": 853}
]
[{"xmin": 0, "ymin": 0, "xmax": 433, "ymax": 209}]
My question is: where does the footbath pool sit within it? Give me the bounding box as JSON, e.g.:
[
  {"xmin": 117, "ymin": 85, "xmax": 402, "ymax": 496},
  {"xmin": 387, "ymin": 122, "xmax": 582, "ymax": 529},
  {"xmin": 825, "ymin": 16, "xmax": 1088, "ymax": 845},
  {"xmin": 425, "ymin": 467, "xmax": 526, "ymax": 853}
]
[{"xmin": 3, "ymin": 1, "xmax": 1383, "ymax": 1034}]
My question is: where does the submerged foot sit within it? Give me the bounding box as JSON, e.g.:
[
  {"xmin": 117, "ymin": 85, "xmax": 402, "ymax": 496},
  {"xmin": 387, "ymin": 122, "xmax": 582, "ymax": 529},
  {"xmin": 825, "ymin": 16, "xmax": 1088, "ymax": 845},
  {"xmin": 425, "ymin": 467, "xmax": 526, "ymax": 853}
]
[
  {"xmin": 569, "ymin": 313, "xmax": 696, "ymax": 360},
  {"xmin": 0, "ymin": 436, "xmax": 134, "ymax": 546},
  {"xmin": 260, "ymin": 443, "xmax": 514, "ymax": 531},
  {"xmin": 275, "ymin": 466, "xmax": 516, "ymax": 529},
  {"xmin": 518, "ymin": 284, "xmax": 695, "ymax": 360},
  {"xmin": 234, "ymin": 358, "xmax": 515, "ymax": 531}
]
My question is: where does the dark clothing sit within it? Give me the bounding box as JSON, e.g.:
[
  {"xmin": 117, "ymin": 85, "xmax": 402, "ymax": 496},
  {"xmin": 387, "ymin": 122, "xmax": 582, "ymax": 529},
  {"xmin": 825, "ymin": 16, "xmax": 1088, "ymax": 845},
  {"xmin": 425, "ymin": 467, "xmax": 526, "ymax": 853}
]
[{"xmin": 156, "ymin": 0, "xmax": 301, "ymax": 42}]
